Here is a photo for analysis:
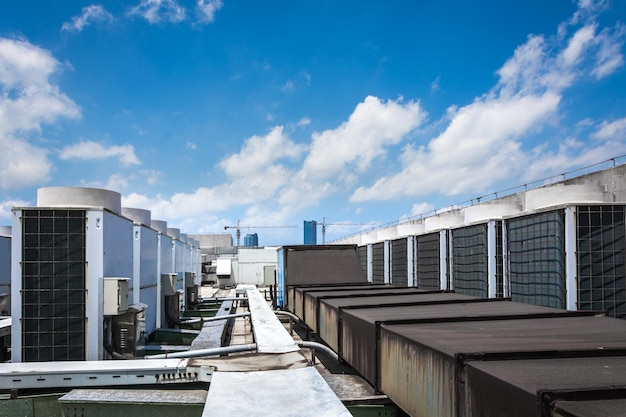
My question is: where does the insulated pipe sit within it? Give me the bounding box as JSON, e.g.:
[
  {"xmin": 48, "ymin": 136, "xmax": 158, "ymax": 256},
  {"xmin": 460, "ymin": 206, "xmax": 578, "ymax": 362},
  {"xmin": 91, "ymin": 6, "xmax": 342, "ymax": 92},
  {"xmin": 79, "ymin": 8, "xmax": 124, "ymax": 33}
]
[
  {"xmin": 145, "ymin": 343, "xmax": 258, "ymax": 359},
  {"xmin": 200, "ymin": 312, "xmax": 251, "ymax": 322},
  {"xmin": 177, "ymin": 312, "xmax": 251, "ymax": 326},
  {"xmin": 274, "ymin": 311, "xmax": 303, "ymax": 323},
  {"xmin": 296, "ymin": 341, "xmax": 339, "ymax": 362}
]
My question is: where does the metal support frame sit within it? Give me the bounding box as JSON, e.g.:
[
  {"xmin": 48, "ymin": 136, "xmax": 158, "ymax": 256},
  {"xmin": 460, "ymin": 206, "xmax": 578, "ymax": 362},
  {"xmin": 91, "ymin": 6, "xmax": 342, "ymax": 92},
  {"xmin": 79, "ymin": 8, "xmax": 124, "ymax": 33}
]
[{"xmin": 0, "ymin": 359, "xmax": 212, "ymax": 391}]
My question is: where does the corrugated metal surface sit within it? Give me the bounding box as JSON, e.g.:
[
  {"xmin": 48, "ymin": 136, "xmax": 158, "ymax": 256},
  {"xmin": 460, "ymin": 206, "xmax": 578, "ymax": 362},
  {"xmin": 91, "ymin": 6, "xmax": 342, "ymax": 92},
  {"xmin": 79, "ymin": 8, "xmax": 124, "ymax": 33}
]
[
  {"xmin": 379, "ymin": 315, "xmax": 626, "ymax": 417},
  {"xmin": 465, "ymin": 356, "xmax": 626, "ymax": 417},
  {"xmin": 342, "ymin": 300, "xmax": 568, "ymax": 388},
  {"xmin": 318, "ymin": 292, "xmax": 476, "ymax": 354},
  {"xmin": 390, "ymin": 238, "xmax": 408, "ymax": 287}
]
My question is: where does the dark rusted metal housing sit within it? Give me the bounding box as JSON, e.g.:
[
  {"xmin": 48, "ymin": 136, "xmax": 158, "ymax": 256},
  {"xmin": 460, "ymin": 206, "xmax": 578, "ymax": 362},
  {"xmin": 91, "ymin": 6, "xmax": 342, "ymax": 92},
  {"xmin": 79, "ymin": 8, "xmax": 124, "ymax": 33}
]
[{"xmin": 380, "ymin": 315, "xmax": 626, "ymax": 417}]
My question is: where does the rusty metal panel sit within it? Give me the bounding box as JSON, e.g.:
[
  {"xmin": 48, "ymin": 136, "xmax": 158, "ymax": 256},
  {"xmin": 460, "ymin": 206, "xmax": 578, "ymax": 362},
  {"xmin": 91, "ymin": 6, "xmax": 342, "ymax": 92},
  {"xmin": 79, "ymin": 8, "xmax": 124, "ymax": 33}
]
[
  {"xmin": 465, "ymin": 356, "xmax": 626, "ymax": 417},
  {"xmin": 318, "ymin": 293, "xmax": 477, "ymax": 354},
  {"xmin": 292, "ymin": 284, "xmax": 385, "ymax": 322},
  {"xmin": 302, "ymin": 287, "xmax": 424, "ymax": 332},
  {"xmin": 380, "ymin": 327, "xmax": 455, "ymax": 417},
  {"xmin": 281, "ymin": 245, "xmax": 368, "ymax": 286},
  {"xmin": 342, "ymin": 300, "xmax": 567, "ymax": 388},
  {"xmin": 380, "ymin": 315, "xmax": 626, "ymax": 417}
]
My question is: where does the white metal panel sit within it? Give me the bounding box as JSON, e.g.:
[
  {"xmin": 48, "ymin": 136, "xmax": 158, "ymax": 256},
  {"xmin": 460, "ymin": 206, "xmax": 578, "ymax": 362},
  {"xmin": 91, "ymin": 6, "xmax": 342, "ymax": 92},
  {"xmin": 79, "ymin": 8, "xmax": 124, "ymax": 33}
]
[
  {"xmin": 86, "ymin": 210, "xmax": 105, "ymax": 361},
  {"xmin": 216, "ymin": 258, "xmax": 232, "ymax": 276},
  {"xmin": 0, "ymin": 234, "xmax": 10, "ymax": 314},
  {"xmin": 565, "ymin": 206, "xmax": 577, "ymax": 311},
  {"xmin": 487, "ymin": 221, "xmax": 497, "ymax": 298},
  {"xmin": 247, "ymin": 287, "xmax": 299, "ymax": 354},
  {"xmin": 10, "ymin": 208, "xmax": 23, "ymax": 362},
  {"xmin": 203, "ymin": 367, "xmax": 352, "ymax": 417}
]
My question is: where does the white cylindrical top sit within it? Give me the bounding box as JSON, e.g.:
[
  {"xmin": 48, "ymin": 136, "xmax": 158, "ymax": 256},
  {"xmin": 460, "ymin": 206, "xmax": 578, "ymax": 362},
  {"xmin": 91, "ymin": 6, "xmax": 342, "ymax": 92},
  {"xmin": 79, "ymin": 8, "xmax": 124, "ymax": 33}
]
[
  {"xmin": 37, "ymin": 187, "xmax": 121, "ymax": 214},
  {"xmin": 167, "ymin": 228, "xmax": 180, "ymax": 240},
  {"xmin": 122, "ymin": 207, "xmax": 152, "ymax": 226},
  {"xmin": 151, "ymin": 220, "xmax": 168, "ymax": 234}
]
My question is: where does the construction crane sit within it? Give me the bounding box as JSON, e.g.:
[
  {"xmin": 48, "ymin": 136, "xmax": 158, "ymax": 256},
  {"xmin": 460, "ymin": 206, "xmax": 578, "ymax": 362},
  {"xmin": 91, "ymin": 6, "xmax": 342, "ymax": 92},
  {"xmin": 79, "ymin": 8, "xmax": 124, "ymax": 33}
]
[
  {"xmin": 320, "ymin": 217, "xmax": 368, "ymax": 244},
  {"xmin": 224, "ymin": 220, "xmax": 297, "ymax": 246}
]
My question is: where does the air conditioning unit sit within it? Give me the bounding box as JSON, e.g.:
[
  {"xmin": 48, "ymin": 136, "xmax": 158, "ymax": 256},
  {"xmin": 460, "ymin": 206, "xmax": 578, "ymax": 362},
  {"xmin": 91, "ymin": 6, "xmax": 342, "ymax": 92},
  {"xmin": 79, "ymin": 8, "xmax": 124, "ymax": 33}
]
[{"xmin": 103, "ymin": 278, "xmax": 130, "ymax": 316}]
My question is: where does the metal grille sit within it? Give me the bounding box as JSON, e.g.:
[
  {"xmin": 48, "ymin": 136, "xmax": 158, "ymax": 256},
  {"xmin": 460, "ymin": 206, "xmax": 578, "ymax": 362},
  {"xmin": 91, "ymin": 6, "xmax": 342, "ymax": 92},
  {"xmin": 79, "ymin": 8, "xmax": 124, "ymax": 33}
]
[
  {"xmin": 21, "ymin": 209, "xmax": 86, "ymax": 361},
  {"xmin": 416, "ymin": 232, "xmax": 440, "ymax": 290},
  {"xmin": 507, "ymin": 210, "xmax": 566, "ymax": 309},
  {"xmin": 577, "ymin": 205, "xmax": 626, "ymax": 318},
  {"xmin": 391, "ymin": 238, "xmax": 408, "ymax": 287},
  {"xmin": 357, "ymin": 245, "xmax": 368, "ymax": 276},
  {"xmin": 372, "ymin": 242, "xmax": 385, "ymax": 284},
  {"xmin": 452, "ymin": 224, "xmax": 488, "ymax": 297}
]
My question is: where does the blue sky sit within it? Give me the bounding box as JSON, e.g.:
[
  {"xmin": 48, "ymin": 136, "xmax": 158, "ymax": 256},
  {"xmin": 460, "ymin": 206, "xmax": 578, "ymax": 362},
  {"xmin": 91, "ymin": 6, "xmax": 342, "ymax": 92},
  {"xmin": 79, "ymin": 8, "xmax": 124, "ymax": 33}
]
[{"xmin": 1, "ymin": 0, "xmax": 626, "ymax": 245}]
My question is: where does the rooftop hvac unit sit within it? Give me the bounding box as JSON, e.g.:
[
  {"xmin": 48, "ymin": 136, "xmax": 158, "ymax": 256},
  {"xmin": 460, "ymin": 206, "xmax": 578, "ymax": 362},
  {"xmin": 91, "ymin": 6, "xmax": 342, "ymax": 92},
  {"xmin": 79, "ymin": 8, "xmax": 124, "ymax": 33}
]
[{"xmin": 103, "ymin": 278, "xmax": 130, "ymax": 316}]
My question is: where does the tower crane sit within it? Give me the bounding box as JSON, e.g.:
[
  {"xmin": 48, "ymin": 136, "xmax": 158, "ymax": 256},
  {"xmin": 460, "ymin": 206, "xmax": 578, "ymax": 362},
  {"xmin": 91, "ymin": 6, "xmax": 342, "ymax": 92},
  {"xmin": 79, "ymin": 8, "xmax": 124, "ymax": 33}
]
[
  {"xmin": 320, "ymin": 217, "xmax": 368, "ymax": 244},
  {"xmin": 224, "ymin": 220, "xmax": 297, "ymax": 246}
]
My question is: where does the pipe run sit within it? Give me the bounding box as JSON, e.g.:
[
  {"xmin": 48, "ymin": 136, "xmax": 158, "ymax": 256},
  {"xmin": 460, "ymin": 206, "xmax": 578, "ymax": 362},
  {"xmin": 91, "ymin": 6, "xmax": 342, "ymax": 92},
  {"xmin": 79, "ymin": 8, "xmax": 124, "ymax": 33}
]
[
  {"xmin": 274, "ymin": 310, "xmax": 303, "ymax": 323},
  {"xmin": 296, "ymin": 341, "xmax": 339, "ymax": 362},
  {"xmin": 145, "ymin": 343, "xmax": 258, "ymax": 359},
  {"xmin": 178, "ymin": 312, "xmax": 251, "ymax": 325}
]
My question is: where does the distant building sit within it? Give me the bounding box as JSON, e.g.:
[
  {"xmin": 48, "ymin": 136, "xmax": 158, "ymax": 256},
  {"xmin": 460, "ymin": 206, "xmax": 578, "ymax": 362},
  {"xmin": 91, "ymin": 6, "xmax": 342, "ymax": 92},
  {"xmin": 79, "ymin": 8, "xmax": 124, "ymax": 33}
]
[
  {"xmin": 244, "ymin": 233, "xmax": 259, "ymax": 247},
  {"xmin": 303, "ymin": 220, "xmax": 317, "ymax": 245}
]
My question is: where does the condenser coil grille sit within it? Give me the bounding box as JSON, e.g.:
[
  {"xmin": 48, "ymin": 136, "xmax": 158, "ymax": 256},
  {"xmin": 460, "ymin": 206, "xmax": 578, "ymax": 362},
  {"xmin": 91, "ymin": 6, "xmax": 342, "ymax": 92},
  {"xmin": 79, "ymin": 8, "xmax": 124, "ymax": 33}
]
[
  {"xmin": 391, "ymin": 238, "xmax": 408, "ymax": 287},
  {"xmin": 371, "ymin": 242, "xmax": 385, "ymax": 284},
  {"xmin": 452, "ymin": 224, "xmax": 489, "ymax": 297},
  {"xmin": 21, "ymin": 209, "xmax": 87, "ymax": 362},
  {"xmin": 577, "ymin": 205, "xmax": 626, "ymax": 318},
  {"xmin": 507, "ymin": 210, "xmax": 566, "ymax": 309},
  {"xmin": 416, "ymin": 232, "xmax": 441, "ymax": 290}
]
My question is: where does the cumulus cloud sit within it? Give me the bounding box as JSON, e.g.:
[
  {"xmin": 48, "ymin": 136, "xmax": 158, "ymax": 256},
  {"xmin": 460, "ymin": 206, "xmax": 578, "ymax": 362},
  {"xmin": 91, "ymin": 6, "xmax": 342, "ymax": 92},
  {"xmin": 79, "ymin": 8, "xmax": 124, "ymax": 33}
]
[
  {"xmin": 593, "ymin": 117, "xmax": 626, "ymax": 140},
  {"xmin": 0, "ymin": 37, "xmax": 80, "ymax": 190},
  {"xmin": 128, "ymin": 0, "xmax": 186, "ymax": 24},
  {"xmin": 219, "ymin": 126, "xmax": 305, "ymax": 178},
  {"xmin": 61, "ymin": 5, "xmax": 113, "ymax": 32},
  {"xmin": 350, "ymin": 0, "xmax": 626, "ymax": 202},
  {"xmin": 59, "ymin": 140, "xmax": 141, "ymax": 166}
]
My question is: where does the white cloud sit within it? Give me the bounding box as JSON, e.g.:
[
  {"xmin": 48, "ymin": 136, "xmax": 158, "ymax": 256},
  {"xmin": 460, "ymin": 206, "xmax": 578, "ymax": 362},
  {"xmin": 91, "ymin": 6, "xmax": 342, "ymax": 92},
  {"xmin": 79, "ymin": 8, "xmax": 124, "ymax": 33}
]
[
  {"xmin": 196, "ymin": 0, "xmax": 223, "ymax": 24},
  {"xmin": 0, "ymin": 37, "xmax": 80, "ymax": 190},
  {"xmin": 219, "ymin": 126, "xmax": 305, "ymax": 178},
  {"xmin": 0, "ymin": 197, "xmax": 30, "ymax": 223},
  {"xmin": 59, "ymin": 140, "xmax": 141, "ymax": 166},
  {"xmin": 128, "ymin": 0, "xmax": 186, "ymax": 23},
  {"xmin": 186, "ymin": 141, "xmax": 197, "ymax": 150},
  {"xmin": 61, "ymin": 5, "xmax": 113, "ymax": 32},
  {"xmin": 350, "ymin": 1, "xmax": 625, "ymax": 203},
  {"xmin": 592, "ymin": 117, "xmax": 626, "ymax": 140},
  {"xmin": 0, "ymin": 135, "xmax": 52, "ymax": 190},
  {"xmin": 302, "ymin": 96, "xmax": 426, "ymax": 180}
]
